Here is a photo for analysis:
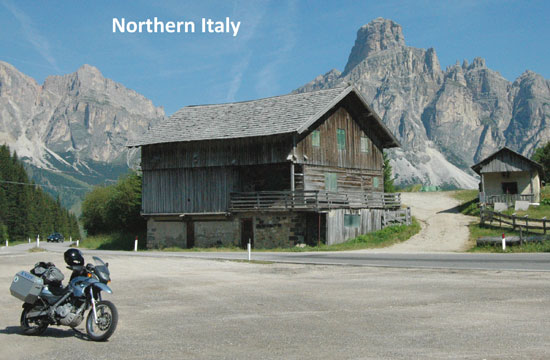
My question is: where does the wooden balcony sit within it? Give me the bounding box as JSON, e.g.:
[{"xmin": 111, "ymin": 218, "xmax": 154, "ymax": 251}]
[{"xmin": 229, "ymin": 190, "xmax": 401, "ymax": 212}]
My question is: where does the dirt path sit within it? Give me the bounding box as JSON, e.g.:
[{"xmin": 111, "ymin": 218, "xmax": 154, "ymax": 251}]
[{"xmin": 366, "ymin": 192, "xmax": 475, "ymax": 253}]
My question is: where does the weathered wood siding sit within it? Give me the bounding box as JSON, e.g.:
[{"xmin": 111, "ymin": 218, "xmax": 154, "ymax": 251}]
[
  {"xmin": 479, "ymin": 151, "xmax": 539, "ymax": 173},
  {"xmin": 142, "ymin": 166, "xmax": 240, "ymax": 214},
  {"xmin": 142, "ymin": 136, "xmax": 292, "ymax": 170},
  {"xmin": 326, "ymin": 209, "xmax": 384, "ymax": 245},
  {"xmin": 302, "ymin": 165, "xmax": 383, "ymax": 192},
  {"xmin": 295, "ymin": 107, "xmax": 384, "ymax": 170}
]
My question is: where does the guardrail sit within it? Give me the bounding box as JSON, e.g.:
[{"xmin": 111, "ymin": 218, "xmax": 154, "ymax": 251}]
[
  {"xmin": 229, "ymin": 191, "xmax": 401, "ymax": 212},
  {"xmin": 480, "ymin": 207, "xmax": 548, "ymax": 234}
]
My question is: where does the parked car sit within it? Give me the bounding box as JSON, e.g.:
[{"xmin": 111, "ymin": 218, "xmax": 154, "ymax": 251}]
[{"xmin": 47, "ymin": 233, "xmax": 64, "ymax": 243}]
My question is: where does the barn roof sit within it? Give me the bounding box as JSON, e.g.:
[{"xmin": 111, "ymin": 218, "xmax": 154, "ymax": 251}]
[
  {"xmin": 471, "ymin": 147, "xmax": 543, "ymax": 175},
  {"xmin": 127, "ymin": 86, "xmax": 400, "ymax": 148}
]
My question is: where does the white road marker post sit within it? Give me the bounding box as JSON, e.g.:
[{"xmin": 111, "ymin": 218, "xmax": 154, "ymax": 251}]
[
  {"xmin": 28, "ymin": 237, "xmax": 30, "ymax": 244},
  {"xmin": 502, "ymin": 233, "xmax": 506, "ymax": 251},
  {"xmin": 76, "ymin": 239, "xmax": 79, "ymax": 247},
  {"xmin": 248, "ymin": 239, "xmax": 251, "ymax": 261},
  {"xmin": 134, "ymin": 236, "xmax": 138, "ymax": 252},
  {"xmin": 5, "ymin": 240, "xmax": 8, "ymax": 247},
  {"xmin": 36, "ymin": 234, "xmax": 40, "ymax": 248}
]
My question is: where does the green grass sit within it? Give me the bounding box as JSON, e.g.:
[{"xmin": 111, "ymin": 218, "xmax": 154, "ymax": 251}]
[
  {"xmin": 451, "ymin": 186, "xmax": 550, "ymax": 253},
  {"xmin": 79, "ymin": 231, "xmax": 147, "ymax": 251},
  {"xmin": 398, "ymin": 184, "xmax": 423, "ymax": 192},
  {"xmin": 270, "ymin": 217, "xmax": 421, "ymax": 252},
  {"xmin": 468, "ymin": 223, "xmax": 550, "ymax": 252},
  {"xmin": 450, "ymin": 189, "xmax": 480, "ymax": 216}
]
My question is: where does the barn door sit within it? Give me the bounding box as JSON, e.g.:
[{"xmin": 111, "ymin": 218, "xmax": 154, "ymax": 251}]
[
  {"xmin": 186, "ymin": 221, "xmax": 195, "ymax": 248},
  {"xmin": 240, "ymin": 218, "xmax": 254, "ymax": 249}
]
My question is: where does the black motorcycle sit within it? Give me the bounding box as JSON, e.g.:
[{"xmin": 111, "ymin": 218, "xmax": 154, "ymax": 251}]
[{"xmin": 10, "ymin": 249, "xmax": 118, "ymax": 341}]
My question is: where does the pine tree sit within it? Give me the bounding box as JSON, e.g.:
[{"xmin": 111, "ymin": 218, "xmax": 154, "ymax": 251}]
[
  {"xmin": 0, "ymin": 145, "xmax": 81, "ymax": 241},
  {"xmin": 383, "ymin": 151, "xmax": 396, "ymax": 193}
]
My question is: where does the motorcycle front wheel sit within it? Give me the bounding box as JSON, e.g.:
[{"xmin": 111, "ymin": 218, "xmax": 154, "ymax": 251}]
[
  {"xmin": 20, "ymin": 305, "xmax": 49, "ymax": 335},
  {"xmin": 86, "ymin": 300, "xmax": 118, "ymax": 341}
]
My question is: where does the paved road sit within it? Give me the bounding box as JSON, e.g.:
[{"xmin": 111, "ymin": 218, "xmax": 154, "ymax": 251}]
[{"xmin": 4, "ymin": 242, "xmax": 550, "ymax": 272}]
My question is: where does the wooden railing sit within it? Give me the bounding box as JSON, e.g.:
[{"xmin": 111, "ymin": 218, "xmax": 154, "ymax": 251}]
[
  {"xmin": 480, "ymin": 207, "xmax": 549, "ymax": 234},
  {"xmin": 485, "ymin": 193, "xmax": 534, "ymax": 205},
  {"xmin": 229, "ymin": 191, "xmax": 401, "ymax": 212}
]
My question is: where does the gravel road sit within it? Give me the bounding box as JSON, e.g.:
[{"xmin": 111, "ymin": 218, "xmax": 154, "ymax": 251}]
[
  {"xmin": 1, "ymin": 252, "xmax": 550, "ymax": 359},
  {"xmin": 365, "ymin": 192, "xmax": 475, "ymax": 253}
]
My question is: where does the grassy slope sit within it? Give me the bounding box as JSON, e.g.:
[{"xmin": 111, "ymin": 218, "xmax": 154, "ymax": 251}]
[{"xmin": 452, "ymin": 187, "xmax": 550, "ymax": 252}]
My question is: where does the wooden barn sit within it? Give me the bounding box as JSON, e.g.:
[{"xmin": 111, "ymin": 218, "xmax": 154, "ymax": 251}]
[
  {"xmin": 127, "ymin": 86, "xmax": 408, "ymax": 249},
  {"xmin": 472, "ymin": 147, "xmax": 544, "ymax": 205}
]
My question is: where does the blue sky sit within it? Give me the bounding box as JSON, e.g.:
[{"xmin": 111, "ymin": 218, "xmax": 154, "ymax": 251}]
[{"xmin": 1, "ymin": 0, "xmax": 549, "ymax": 115}]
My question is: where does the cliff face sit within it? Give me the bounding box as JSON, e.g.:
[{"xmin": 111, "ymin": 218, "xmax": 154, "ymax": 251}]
[
  {"xmin": 0, "ymin": 62, "xmax": 164, "ymax": 168},
  {"xmin": 0, "ymin": 61, "xmax": 165, "ymax": 212},
  {"xmin": 296, "ymin": 18, "xmax": 550, "ymax": 189}
]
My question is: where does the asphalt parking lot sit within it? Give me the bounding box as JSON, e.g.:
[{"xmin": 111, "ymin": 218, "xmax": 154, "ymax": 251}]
[{"xmin": 1, "ymin": 251, "xmax": 550, "ymax": 359}]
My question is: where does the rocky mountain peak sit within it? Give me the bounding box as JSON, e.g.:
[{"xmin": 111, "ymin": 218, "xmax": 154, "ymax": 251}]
[
  {"xmin": 76, "ymin": 64, "xmax": 103, "ymax": 77},
  {"xmin": 468, "ymin": 57, "xmax": 487, "ymax": 70},
  {"xmin": 344, "ymin": 18, "xmax": 405, "ymax": 74}
]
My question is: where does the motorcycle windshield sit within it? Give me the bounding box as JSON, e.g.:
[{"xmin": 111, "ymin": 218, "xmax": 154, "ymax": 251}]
[{"xmin": 92, "ymin": 256, "xmax": 110, "ymax": 282}]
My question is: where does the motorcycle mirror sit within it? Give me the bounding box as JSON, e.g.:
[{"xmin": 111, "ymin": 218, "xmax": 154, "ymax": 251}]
[{"xmin": 106, "ymin": 263, "xmax": 109, "ymax": 267}]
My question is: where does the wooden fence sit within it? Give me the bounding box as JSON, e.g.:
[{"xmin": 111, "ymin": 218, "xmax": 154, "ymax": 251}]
[
  {"xmin": 229, "ymin": 191, "xmax": 401, "ymax": 212},
  {"xmin": 480, "ymin": 208, "xmax": 549, "ymax": 234},
  {"xmin": 382, "ymin": 207, "xmax": 412, "ymax": 227}
]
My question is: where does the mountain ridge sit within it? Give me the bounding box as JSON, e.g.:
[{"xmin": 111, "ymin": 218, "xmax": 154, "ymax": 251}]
[
  {"xmin": 0, "ymin": 61, "xmax": 165, "ymax": 212},
  {"xmin": 295, "ymin": 18, "xmax": 550, "ymax": 189}
]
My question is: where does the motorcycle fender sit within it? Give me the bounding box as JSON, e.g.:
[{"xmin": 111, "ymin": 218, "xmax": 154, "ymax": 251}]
[{"xmin": 92, "ymin": 282, "xmax": 112, "ymax": 294}]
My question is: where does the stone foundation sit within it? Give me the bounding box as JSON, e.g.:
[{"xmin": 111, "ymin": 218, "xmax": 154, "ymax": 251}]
[
  {"xmin": 146, "ymin": 208, "xmax": 407, "ymax": 249},
  {"xmin": 146, "ymin": 218, "xmax": 185, "ymax": 249}
]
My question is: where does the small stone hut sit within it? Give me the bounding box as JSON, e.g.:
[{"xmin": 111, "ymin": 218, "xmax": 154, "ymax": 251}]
[{"xmin": 471, "ymin": 147, "xmax": 544, "ymax": 204}]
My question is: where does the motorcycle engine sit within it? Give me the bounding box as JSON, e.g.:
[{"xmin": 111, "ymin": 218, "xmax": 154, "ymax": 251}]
[{"xmin": 55, "ymin": 303, "xmax": 84, "ymax": 327}]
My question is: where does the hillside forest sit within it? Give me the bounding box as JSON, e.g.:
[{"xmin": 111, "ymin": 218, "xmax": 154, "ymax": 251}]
[{"xmin": 0, "ymin": 145, "xmax": 80, "ymax": 242}]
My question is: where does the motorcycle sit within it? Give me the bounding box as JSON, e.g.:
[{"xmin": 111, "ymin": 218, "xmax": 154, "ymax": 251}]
[{"xmin": 10, "ymin": 250, "xmax": 118, "ymax": 341}]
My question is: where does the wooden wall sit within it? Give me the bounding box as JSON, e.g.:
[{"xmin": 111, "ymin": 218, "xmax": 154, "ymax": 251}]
[
  {"xmin": 142, "ymin": 166, "xmax": 240, "ymax": 214},
  {"xmin": 302, "ymin": 165, "xmax": 383, "ymax": 192},
  {"xmin": 142, "ymin": 136, "xmax": 292, "ymax": 170},
  {"xmin": 326, "ymin": 209, "xmax": 384, "ymax": 245},
  {"xmin": 295, "ymin": 107, "xmax": 384, "ymax": 170}
]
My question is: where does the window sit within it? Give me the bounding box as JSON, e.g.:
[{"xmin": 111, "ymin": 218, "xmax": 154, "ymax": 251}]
[
  {"xmin": 337, "ymin": 129, "xmax": 346, "ymax": 150},
  {"xmin": 502, "ymin": 182, "xmax": 518, "ymax": 194},
  {"xmin": 344, "ymin": 214, "xmax": 360, "ymax": 228},
  {"xmin": 360, "ymin": 137, "xmax": 369, "ymax": 153},
  {"xmin": 325, "ymin": 173, "xmax": 338, "ymax": 191},
  {"xmin": 312, "ymin": 130, "xmax": 320, "ymax": 147},
  {"xmin": 373, "ymin": 177, "xmax": 379, "ymax": 189}
]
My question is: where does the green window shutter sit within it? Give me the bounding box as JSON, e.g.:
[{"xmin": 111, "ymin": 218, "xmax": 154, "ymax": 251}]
[
  {"xmin": 373, "ymin": 177, "xmax": 379, "ymax": 189},
  {"xmin": 325, "ymin": 173, "xmax": 338, "ymax": 191},
  {"xmin": 337, "ymin": 129, "xmax": 346, "ymax": 150},
  {"xmin": 312, "ymin": 130, "xmax": 320, "ymax": 147},
  {"xmin": 344, "ymin": 214, "xmax": 360, "ymax": 228},
  {"xmin": 360, "ymin": 137, "xmax": 369, "ymax": 153}
]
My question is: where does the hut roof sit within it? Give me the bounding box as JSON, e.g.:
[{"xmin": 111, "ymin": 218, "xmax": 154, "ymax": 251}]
[
  {"xmin": 471, "ymin": 147, "xmax": 543, "ymax": 175},
  {"xmin": 127, "ymin": 86, "xmax": 400, "ymax": 148}
]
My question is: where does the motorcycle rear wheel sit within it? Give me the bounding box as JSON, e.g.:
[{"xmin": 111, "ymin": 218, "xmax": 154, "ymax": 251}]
[
  {"xmin": 20, "ymin": 306, "xmax": 49, "ymax": 335},
  {"xmin": 86, "ymin": 300, "xmax": 118, "ymax": 342}
]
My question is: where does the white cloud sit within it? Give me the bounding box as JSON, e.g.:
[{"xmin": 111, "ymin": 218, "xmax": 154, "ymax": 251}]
[{"xmin": 1, "ymin": 0, "xmax": 60, "ymax": 72}]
